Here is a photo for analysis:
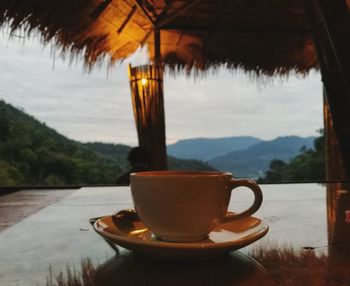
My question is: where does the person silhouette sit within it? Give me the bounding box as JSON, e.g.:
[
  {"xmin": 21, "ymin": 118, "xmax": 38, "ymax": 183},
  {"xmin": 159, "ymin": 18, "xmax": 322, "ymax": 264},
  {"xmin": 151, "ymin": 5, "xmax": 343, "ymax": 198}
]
[{"xmin": 116, "ymin": 147, "xmax": 150, "ymax": 185}]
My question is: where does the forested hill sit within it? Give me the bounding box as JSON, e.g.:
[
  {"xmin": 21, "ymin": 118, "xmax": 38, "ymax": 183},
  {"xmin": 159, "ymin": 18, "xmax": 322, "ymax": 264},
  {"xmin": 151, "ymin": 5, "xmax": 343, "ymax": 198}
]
[
  {"xmin": 0, "ymin": 101, "xmax": 121, "ymax": 185},
  {"xmin": 85, "ymin": 142, "xmax": 216, "ymax": 172},
  {"xmin": 0, "ymin": 101, "xmax": 213, "ymax": 186},
  {"xmin": 258, "ymin": 131, "xmax": 325, "ymax": 182}
]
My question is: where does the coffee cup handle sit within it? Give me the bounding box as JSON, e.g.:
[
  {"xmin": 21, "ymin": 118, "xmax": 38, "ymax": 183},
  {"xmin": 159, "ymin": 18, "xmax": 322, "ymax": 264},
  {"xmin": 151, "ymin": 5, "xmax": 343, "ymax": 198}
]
[{"xmin": 222, "ymin": 179, "xmax": 263, "ymax": 222}]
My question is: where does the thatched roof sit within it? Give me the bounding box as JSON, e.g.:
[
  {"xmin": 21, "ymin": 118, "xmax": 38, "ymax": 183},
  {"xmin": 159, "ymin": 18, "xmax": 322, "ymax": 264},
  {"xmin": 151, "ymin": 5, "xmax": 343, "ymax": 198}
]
[{"xmin": 0, "ymin": 0, "xmax": 318, "ymax": 76}]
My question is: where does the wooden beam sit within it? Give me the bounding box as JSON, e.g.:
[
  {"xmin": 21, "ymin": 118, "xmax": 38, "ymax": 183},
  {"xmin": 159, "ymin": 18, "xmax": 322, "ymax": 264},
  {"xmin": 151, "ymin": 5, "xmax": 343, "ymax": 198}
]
[
  {"xmin": 117, "ymin": 5, "xmax": 137, "ymax": 34},
  {"xmin": 90, "ymin": 0, "xmax": 112, "ymax": 19},
  {"xmin": 318, "ymin": 0, "xmax": 350, "ymax": 94},
  {"xmin": 153, "ymin": 0, "xmax": 175, "ymax": 27},
  {"xmin": 203, "ymin": 0, "xmax": 227, "ymax": 50},
  {"xmin": 154, "ymin": 28, "xmax": 161, "ymax": 65},
  {"xmin": 142, "ymin": 0, "xmax": 159, "ymax": 19},
  {"xmin": 139, "ymin": 29, "xmax": 153, "ymax": 46},
  {"xmin": 161, "ymin": 24, "xmax": 310, "ymax": 34},
  {"xmin": 135, "ymin": 0, "xmax": 155, "ymax": 26},
  {"xmin": 155, "ymin": 0, "xmax": 201, "ymax": 28}
]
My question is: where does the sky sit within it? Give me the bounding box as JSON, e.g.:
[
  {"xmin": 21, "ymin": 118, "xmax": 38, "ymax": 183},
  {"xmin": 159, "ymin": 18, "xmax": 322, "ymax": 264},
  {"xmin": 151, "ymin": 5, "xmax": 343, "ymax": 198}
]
[{"xmin": 0, "ymin": 32, "xmax": 323, "ymax": 146}]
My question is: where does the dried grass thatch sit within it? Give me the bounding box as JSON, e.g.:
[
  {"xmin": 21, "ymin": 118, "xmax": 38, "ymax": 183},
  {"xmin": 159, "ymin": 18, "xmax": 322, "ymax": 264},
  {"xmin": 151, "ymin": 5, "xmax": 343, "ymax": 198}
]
[{"xmin": 0, "ymin": 0, "xmax": 318, "ymax": 76}]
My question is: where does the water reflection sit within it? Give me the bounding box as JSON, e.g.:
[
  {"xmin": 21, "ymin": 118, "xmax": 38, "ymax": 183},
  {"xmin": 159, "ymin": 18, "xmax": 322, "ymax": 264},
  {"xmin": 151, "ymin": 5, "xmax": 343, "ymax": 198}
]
[{"xmin": 94, "ymin": 251, "xmax": 270, "ymax": 286}]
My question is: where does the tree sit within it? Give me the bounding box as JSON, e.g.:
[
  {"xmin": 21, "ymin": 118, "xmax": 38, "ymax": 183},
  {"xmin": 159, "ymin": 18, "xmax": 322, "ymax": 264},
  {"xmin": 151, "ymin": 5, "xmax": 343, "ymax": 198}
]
[{"xmin": 259, "ymin": 130, "xmax": 325, "ymax": 183}]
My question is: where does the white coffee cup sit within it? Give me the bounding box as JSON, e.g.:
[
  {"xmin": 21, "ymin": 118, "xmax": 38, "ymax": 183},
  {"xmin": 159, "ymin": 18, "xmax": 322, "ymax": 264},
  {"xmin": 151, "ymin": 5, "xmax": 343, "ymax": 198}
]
[{"xmin": 130, "ymin": 171, "xmax": 263, "ymax": 243}]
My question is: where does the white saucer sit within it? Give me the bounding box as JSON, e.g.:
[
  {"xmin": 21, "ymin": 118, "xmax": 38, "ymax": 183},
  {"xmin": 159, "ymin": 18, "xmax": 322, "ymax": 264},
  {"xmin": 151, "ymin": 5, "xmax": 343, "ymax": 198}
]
[{"xmin": 93, "ymin": 211, "xmax": 269, "ymax": 260}]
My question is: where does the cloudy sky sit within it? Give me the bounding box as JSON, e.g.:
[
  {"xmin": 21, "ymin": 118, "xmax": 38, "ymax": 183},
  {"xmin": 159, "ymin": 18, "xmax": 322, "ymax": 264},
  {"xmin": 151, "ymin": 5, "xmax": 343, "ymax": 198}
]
[{"xmin": 0, "ymin": 33, "xmax": 323, "ymax": 146}]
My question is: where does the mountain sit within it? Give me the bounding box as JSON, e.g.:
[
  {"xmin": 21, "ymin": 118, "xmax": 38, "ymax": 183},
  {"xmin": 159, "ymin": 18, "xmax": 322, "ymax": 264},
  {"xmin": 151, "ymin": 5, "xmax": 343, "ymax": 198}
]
[
  {"xmin": 84, "ymin": 142, "xmax": 131, "ymax": 170},
  {"xmin": 208, "ymin": 136, "xmax": 315, "ymax": 178},
  {"xmin": 0, "ymin": 101, "xmax": 213, "ymax": 186},
  {"xmin": 0, "ymin": 101, "xmax": 124, "ymax": 186},
  {"xmin": 85, "ymin": 142, "xmax": 216, "ymax": 172},
  {"xmin": 258, "ymin": 132, "xmax": 325, "ymax": 182},
  {"xmin": 167, "ymin": 136, "xmax": 262, "ymax": 161}
]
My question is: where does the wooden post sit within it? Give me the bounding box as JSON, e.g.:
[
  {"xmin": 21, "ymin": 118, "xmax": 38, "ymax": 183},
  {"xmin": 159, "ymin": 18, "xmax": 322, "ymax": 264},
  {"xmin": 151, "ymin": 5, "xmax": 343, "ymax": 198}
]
[
  {"xmin": 318, "ymin": 0, "xmax": 350, "ymax": 93},
  {"xmin": 154, "ymin": 29, "xmax": 161, "ymax": 65},
  {"xmin": 303, "ymin": 0, "xmax": 350, "ymax": 177},
  {"xmin": 324, "ymin": 94, "xmax": 350, "ymax": 243},
  {"xmin": 304, "ymin": 0, "xmax": 350, "ymax": 265}
]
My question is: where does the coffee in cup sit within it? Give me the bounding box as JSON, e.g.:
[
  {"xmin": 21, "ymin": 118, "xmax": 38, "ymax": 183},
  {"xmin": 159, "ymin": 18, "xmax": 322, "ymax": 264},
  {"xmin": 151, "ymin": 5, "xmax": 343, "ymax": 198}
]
[{"xmin": 130, "ymin": 171, "xmax": 263, "ymax": 243}]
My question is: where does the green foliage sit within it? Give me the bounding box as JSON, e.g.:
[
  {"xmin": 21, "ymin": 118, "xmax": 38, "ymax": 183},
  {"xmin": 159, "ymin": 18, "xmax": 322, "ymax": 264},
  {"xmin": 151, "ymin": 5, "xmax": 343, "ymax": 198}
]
[
  {"xmin": 259, "ymin": 130, "xmax": 325, "ymax": 183},
  {"xmin": 0, "ymin": 161, "xmax": 25, "ymax": 185},
  {"xmin": 0, "ymin": 100, "xmax": 215, "ymax": 186},
  {"xmin": 168, "ymin": 156, "xmax": 216, "ymax": 171},
  {"xmin": 0, "ymin": 100, "xmax": 121, "ymax": 186},
  {"xmin": 84, "ymin": 142, "xmax": 131, "ymax": 171}
]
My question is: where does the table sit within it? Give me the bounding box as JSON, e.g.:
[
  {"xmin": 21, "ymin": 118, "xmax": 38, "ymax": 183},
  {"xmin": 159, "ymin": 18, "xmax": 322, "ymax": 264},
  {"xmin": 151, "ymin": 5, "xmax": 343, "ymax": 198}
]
[{"xmin": 1, "ymin": 184, "xmax": 349, "ymax": 285}]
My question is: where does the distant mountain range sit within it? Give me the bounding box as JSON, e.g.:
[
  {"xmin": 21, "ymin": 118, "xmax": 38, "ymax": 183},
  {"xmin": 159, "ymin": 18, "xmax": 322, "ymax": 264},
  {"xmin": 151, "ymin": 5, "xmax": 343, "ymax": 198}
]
[
  {"xmin": 168, "ymin": 136, "xmax": 315, "ymax": 178},
  {"xmin": 167, "ymin": 136, "xmax": 262, "ymax": 161}
]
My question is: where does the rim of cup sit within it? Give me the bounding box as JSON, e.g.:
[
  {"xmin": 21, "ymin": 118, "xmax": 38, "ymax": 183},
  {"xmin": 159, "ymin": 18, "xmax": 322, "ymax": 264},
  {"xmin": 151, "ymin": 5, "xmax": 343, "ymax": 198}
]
[{"xmin": 130, "ymin": 170, "xmax": 233, "ymax": 177}]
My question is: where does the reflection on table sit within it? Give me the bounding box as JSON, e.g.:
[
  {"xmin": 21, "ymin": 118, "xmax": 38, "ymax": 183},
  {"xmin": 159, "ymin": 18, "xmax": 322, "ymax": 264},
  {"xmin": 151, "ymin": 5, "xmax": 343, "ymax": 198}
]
[
  {"xmin": 95, "ymin": 251, "xmax": 269, "ymax": 286},
  {"xmin": 0, "ymin": 183, "xmax": 349, "ymax": 285}
]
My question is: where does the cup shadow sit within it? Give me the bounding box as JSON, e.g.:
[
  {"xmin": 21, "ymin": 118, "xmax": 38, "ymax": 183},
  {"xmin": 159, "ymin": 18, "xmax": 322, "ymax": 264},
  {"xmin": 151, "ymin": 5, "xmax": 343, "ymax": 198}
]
[{"xmin": 94, "ymin": 250, "xmax": 271, "ymax": 286}]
